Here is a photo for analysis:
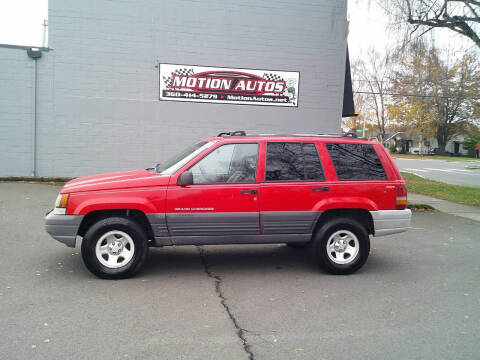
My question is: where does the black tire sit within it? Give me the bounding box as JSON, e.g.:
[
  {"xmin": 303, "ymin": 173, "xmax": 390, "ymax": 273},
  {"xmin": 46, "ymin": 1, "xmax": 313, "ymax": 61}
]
[
  {"xmin": 286, "ymin": 242, "xmax": 309, "ymax": 249},
  {"xmin": 81, "ymin": 216, "xmax": 149, "ymax": 279},
  {"xmin": 312, "ymin": 217, "xmax": 370, "ymax": 275}
]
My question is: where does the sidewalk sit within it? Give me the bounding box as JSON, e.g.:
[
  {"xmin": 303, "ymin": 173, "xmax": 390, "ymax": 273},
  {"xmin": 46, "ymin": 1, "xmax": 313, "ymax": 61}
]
[{"xmin": 409, "ymin": 192, "xmax": 480, "ymax": 222}]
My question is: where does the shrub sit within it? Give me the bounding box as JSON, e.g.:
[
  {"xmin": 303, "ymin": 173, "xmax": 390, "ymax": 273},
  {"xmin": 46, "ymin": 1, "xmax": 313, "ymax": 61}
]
[{"xmin": 389, "ymin": 143, "xmax": 396, "ymax": 153}]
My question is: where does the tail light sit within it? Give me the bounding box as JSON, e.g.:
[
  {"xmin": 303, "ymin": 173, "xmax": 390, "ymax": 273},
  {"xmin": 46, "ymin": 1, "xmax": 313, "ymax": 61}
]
[{"xmin": 396, "ymin": 184, "xmax": 407, "ymax": 210}]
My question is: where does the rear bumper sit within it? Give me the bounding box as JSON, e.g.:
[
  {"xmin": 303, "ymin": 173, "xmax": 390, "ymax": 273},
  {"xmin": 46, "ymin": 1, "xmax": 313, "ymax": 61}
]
[
  {"xmin": 45, "ymin": 210, "xmax": 84, "ymax": 248},
  {"xmin": 370, "ymin": 209, "xmax": 412, "ymax": 237}
]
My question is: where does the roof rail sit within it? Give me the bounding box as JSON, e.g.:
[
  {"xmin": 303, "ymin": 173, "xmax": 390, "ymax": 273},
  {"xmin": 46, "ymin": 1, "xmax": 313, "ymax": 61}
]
[
  {"xmin": 217, "ymin": 131, "xmax": 246, "ymax": 137},
  {"xmin": 214, "ymin": 131, "xmax": 366, "ymax": 139}
]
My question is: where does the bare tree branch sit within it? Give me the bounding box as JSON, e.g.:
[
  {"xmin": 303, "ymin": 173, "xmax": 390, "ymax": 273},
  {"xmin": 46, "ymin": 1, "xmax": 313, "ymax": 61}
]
[{"xmin": 383, "ymin": 0, "xmax": 480, "ymax": 48}]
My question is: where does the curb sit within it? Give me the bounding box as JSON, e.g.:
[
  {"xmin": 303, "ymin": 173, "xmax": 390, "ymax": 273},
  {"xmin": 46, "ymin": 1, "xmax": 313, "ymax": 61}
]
[
  {"xmin": 0, "ymin": 176, "xmax": 72, "ymax": 184},
  {"xmin": 408, "ymin": 203, "xmax": 436, "ymax": 212}
]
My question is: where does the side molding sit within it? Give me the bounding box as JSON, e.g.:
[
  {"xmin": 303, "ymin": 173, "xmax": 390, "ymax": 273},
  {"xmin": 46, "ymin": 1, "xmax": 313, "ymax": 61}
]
[{"xmin": 260, "ymin": 211, "xmax": 321, "ymax": 234}]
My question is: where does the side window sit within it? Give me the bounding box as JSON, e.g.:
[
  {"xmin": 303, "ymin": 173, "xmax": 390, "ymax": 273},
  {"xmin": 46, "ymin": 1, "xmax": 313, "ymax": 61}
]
[
  {"xmin": 325, "ymin": 143, "xmax": 387, "ymax": 181},
  {"xmin": 265, "ymin": 142, "xmax": 325, "ymax": 181},
  {"xmin": 190, "ymin": 143, "xmax": 258, "ymax": 184}
]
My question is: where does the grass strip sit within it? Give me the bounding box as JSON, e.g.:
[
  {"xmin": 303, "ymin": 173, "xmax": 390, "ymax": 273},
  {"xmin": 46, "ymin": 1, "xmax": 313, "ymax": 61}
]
[{"xmin": 401, "ymin": 172, "xmax": 480, "ymax": 207}]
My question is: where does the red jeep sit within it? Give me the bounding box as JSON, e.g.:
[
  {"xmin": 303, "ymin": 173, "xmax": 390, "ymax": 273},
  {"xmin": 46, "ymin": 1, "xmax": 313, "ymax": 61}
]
[{"xmin": 45, "ymin": 131, "xmax": 411, "ymax": 279}]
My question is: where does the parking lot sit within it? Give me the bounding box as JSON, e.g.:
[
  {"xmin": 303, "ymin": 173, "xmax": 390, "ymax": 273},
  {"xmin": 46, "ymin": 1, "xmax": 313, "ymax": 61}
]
[{"xmin": 1, "ymin": 182, "xmax": 479, "ymax": 360}]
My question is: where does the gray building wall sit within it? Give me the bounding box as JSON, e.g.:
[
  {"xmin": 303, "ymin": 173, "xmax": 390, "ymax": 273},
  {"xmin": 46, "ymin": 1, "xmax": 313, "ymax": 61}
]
[
  {"xmin": 1, "ymin": 0, "xmax": 348, "ymax": 177},
  {"xmin": 0, "ymin": 48, "xmax": 35, "ymax": 176}
]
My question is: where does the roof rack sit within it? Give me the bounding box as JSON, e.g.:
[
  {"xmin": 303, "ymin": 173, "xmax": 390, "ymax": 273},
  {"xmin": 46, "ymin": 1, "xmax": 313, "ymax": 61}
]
[
  {"xmin": 214, "ymin": 131, "xmax": 365, "ymax": 139},
  {"xmin": 217, "ymin": 131, "xmax": 246, "ymax": 137},
  {"xmin": 342, "ymin": 132, "xmax": 358, "ymax": 138}
]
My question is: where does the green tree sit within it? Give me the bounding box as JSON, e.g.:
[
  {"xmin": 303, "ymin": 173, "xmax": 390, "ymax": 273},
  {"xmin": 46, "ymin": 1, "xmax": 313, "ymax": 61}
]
[
  {"xmin": 462, "ymin": 124, "xmax": 480, "ymax": 155},
  {"xmin": 463, "ymin": 135, "xmax": 480, "ymax": 156}
]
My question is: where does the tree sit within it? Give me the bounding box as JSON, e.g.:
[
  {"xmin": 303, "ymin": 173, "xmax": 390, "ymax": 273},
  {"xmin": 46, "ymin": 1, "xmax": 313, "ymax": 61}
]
[
  {"xmin": 388, "ymin": 42, "xmax": 436, "ymax": 153},
  {"xmin": 463, "ymin": 135, "xmax": 480, "ymax": 155},
  {"xmin": 384, "ymin": 1, "xmax": 480, "ymax": 48},
  {"xmin": 462, "ymin": 124, "xmax": 480, "ymax": 155},
  {"xmin": 389, "ymin": 42, "xmax": 480, "ymax": 154},
  {"xmin": 351, "ymin": 49, "xmax": 394, "ymax": 144}
]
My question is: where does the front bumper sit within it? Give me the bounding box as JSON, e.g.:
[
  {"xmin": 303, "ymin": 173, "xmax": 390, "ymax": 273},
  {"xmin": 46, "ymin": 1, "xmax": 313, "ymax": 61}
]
[
  {"xmin": 45, "ymin": 210, "xmax": 84, "ymax": 248},
  {"xmin": 370, "ymin": 209, "xmax": 412, "ymax": 237}
]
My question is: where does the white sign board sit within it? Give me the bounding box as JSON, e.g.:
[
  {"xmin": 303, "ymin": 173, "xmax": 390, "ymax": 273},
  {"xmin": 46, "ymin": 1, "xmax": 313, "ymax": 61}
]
[{"xmin": 160, "ymin": 64, "xmax": 299, "ymax": 107}]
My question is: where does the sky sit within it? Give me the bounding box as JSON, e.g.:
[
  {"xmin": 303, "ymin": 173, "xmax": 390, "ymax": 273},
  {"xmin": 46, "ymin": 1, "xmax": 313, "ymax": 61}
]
[
  {"xmin": 347, "ymin": 0, "xmax": 478, "ymax": 60},
  {"xmin": 0, "ymin": 0, "xmax": 48, "ymax": 47},
  {"xmin": 348, "ymin": 0, "xmax": 390, "ymax": 59},
  {"xmin": 0, "ymin": 0, "xmax": 476, "ymax": 55}
]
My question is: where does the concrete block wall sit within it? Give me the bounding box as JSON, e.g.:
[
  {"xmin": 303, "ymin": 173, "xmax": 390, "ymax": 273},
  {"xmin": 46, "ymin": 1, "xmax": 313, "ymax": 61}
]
[{"xmin": 2, "ymin": 0, "xmax": 348, "ymax": 177}]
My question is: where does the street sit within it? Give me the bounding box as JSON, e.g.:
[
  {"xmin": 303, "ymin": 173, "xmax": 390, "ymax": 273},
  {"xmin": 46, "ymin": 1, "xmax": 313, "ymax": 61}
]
[
  {"xmin": 0, "ymin": 182, "xmax": 479, "ymax": 360},
  {"xmin": 395, "ymin": 158, "xmax": 480, "ymax": 187}
]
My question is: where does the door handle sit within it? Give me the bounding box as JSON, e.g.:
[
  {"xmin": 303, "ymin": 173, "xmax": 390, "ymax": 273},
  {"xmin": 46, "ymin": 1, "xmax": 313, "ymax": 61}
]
[
  {"xmin": 312, "ymin": 186, "xmax": 329, "ymax": 192},
  {"xmin": 240, "ymin": 189, "xmax": 258, "ymax": 195}
]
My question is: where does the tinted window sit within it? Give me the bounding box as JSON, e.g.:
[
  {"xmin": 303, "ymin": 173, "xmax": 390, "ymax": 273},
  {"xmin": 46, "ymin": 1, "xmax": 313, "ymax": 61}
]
[
  {"xmin": 265, "ymin": 142, "xmax": 325, "ymax": 181},
  {"xmin": 326, "ymin": 143, "xmax": 387, "ymax": 181},
  {"xmin": 190, "ymin": 143, "xmax": 258, "ymax": 184}
]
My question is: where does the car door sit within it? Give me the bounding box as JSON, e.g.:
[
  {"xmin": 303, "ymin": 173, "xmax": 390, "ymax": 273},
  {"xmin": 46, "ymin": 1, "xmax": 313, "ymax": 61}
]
[
  {"xmin": 166, "ymin": 142, "xmax": 260, "ymax": 243},
  {"xmin": 259, "ymin": 141, "xmax": 329, "ymax": 235}
]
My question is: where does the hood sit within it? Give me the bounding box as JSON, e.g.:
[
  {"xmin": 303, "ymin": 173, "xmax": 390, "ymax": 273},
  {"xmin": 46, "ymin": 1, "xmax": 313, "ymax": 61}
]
[{"xmin": 62, "ymin": 169, "xmax": 170, "ymax": 193}]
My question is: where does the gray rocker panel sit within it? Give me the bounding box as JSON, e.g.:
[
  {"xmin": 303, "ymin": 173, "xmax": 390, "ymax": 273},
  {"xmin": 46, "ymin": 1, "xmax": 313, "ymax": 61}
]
[
  {"xmin": 154, "ymin": 233, "xmax": 311, "ymax": 246},
  {"xmin": 166, "ymin": 212, "xmax": 260, "ymax": 236}
]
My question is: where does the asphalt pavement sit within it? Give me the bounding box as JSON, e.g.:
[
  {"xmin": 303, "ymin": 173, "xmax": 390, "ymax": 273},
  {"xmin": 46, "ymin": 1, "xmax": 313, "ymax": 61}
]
[
  {"xmin": 1, "ymin": 182, "xmax": 479, "ymax": 360},
  {"xmin": 394, "ymin": 158, "xmax": 480, "ymax": 187}
]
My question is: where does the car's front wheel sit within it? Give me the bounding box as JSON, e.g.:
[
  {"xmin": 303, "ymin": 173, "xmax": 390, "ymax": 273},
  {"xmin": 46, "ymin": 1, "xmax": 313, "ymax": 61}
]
[
  {"xmin": 81, "ymin": 216, "xmax": 148, "ymax": 279},
  {"xmin": 312, "ymin": 217, "xmax": 370, "ymax": 275}
]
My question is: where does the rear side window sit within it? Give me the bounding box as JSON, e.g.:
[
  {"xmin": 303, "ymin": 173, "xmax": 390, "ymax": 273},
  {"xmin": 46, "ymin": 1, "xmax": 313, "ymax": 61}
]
[
  {"xmin": 265, "ymin": 142, "xmax": 325, "ymax": 181},
  {"xmin": 325, "ymin": 143, "xmax": 387, "ymax": 181}
]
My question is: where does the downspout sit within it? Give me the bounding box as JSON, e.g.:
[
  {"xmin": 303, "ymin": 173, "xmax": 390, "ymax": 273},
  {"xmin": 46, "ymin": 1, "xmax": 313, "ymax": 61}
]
[{"xmin": 27, "ymin": 48, "xmax": 42, "ymax": 177}]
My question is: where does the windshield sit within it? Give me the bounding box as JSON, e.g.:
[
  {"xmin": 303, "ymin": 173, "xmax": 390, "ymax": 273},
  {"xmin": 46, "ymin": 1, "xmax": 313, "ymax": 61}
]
[{"xmin": 155, "ymin": 141, "xmax": 217, "ymax": 174}]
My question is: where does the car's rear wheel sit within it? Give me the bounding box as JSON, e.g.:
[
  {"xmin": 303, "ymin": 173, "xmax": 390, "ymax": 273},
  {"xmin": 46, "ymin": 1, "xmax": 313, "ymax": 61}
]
[
  {"xmin": 81, "ymin": 216, "xmax": 148, "ymax": 279},
  {"xmin": 312, "ymin": 217, "xmax": 370, "ymax": 275}
]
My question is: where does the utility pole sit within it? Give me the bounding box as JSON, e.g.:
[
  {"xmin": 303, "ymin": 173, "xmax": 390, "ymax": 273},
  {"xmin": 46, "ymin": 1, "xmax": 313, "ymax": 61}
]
[
  {"xmin": 27, "ymin": 48, "xmax": 42, "ymax": 177},
  {"xmin": 42, "ymin": 19, "xmax": 48, "ymax": 48},
  {"xmin": 362, "ymin": 116, "xmax": 366, "ymax": 139}
]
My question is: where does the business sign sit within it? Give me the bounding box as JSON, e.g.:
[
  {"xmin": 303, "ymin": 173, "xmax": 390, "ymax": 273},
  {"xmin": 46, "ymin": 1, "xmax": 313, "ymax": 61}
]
[{"xmin": 160, "ymin": 64, "xmax": 299, "ymax": 107}]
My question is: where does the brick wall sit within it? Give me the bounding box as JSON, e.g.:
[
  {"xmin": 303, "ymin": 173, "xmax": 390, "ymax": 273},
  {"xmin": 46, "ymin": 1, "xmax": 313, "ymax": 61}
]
[{"xmin": 2, "ymin": 0, "xmax": 348, "ymax": 177}]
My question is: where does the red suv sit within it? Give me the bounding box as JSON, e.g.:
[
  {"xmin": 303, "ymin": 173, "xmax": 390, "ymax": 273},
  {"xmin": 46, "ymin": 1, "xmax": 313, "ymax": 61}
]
[{"xmin": 45, "ymin": 131, "xmax": 411, "ymax": 279}]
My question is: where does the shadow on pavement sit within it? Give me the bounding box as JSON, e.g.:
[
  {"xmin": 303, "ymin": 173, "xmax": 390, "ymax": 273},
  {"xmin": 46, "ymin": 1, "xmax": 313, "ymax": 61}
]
[
  {"xmin": 142, "ymin": 244, "xmax": 318, "ymax": 276},
  {"xmin": 41, "ymin": 243, "xmax": 400, "ymax": 280}
]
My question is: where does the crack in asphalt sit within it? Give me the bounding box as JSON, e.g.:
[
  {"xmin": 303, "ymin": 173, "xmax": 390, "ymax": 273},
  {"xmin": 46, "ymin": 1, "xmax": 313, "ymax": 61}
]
[{"xmin": 196, "ymin": 246, "xmax": 255, "ymax": 360}]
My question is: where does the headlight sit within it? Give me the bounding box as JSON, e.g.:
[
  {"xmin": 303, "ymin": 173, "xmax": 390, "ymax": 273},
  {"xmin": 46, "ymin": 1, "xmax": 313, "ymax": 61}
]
[{"xmin": 54, "ymin": 193, "xmax": 69, "ymax": 214}]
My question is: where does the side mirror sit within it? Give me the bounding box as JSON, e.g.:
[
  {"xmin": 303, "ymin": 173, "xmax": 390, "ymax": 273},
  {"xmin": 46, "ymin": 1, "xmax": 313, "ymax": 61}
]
[{"xmin": 177, "ymin": 171, "xmax": 193, "ymax": 186}]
